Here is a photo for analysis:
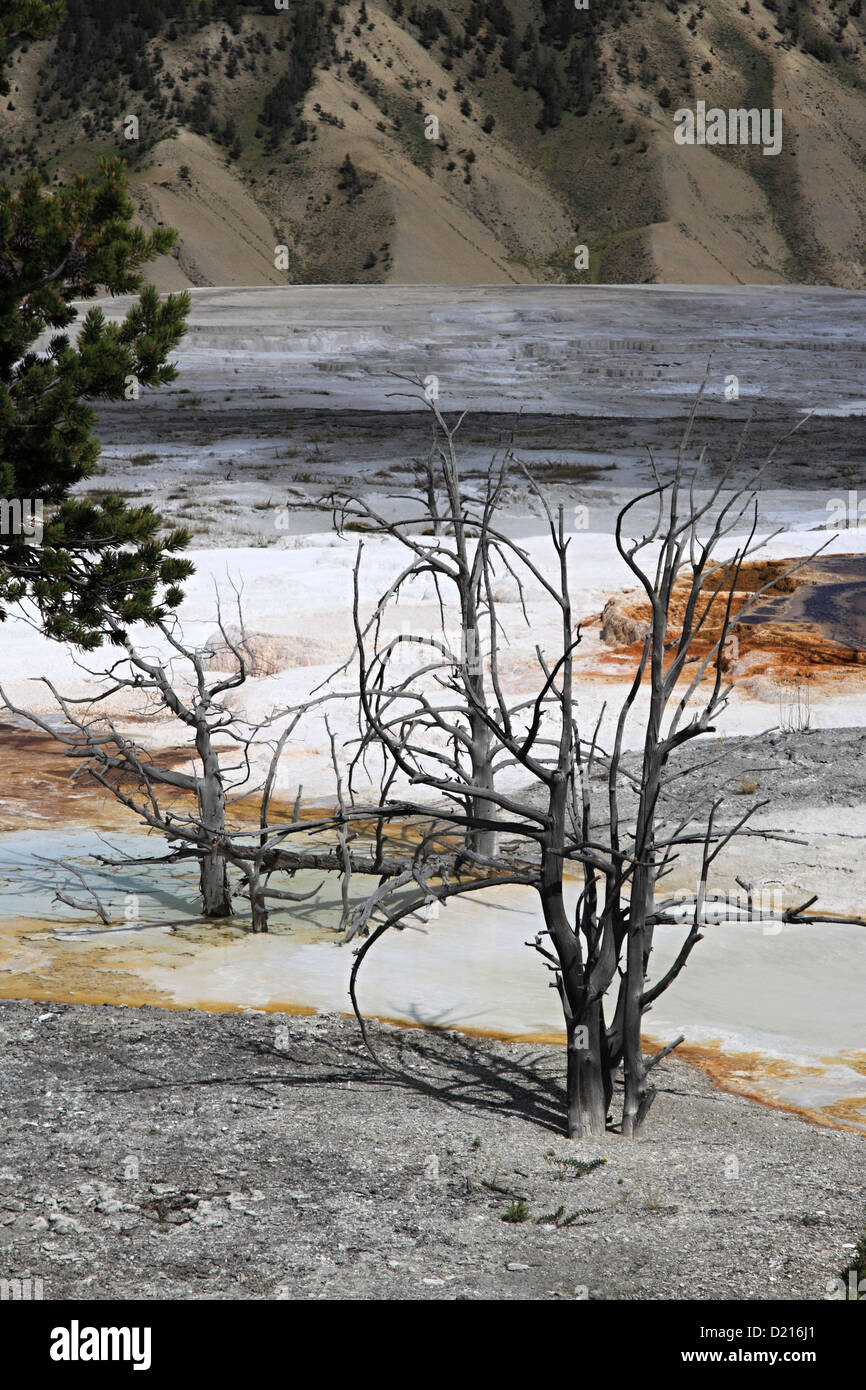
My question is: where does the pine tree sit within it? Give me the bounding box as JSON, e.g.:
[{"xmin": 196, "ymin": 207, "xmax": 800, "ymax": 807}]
[
  {"xmin": 500, "ymin": 31, "xmax": 518, "ymax": 70},
  {"xmin": 0, "ymin": 153, "xmax": 193, "ymax": 649},
  {"xmin": 535, "ymin": 51, "xmax": 565, "ymax": 130},
  {"xmin": 0, "ymin": 1, "xmax": 64, "ymax": 95}
]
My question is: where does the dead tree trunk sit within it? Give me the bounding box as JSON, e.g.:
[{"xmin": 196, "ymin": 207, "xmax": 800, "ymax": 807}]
[
  {"xmin": 566, "ymin": 997, "xmax": 608, "ymax": 1140},
  {"xmin": 195, "ymin": 721, "xmax": 231, "ymax": 918},
  {"xmin": 541, "ymin": 830, "xmax": 603, "ymax": 1136},
  {"xmin": 245, "ymin": 865, "xmax": 270, "ymax": 933},
  {"xmin": 303, "ymin": 387, "xmax": 515, "ymax": 864},
  {"xmin": 466, "ymin": 676, "xmax": 498, "ymax": 860}
]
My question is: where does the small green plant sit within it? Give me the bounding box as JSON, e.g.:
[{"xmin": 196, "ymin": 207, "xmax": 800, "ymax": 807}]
[
  {"xmin": 502, "ymin": 1199, "xmax": 530, "ymax": 1223},
  {"xmin": 544, "ymin": 1152, "xmax": 608, "ymax": 1180},
  {"xmin": 536, "ymin": 1205, "xmax": 565, "ymax": 1225},
  {"xmin": 536, "ymin": 1204, "xmax": 606, "ymax": 1227}
]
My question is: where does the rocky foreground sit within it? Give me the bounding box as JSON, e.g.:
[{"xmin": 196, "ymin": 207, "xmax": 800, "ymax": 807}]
[{"xmin": 0, "ymin": 1000, "xmax": 862, "ymax": 1301}]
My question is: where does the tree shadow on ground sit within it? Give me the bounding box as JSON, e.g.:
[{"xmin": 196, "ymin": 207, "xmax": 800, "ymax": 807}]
[
  {"xmin": 92, "ymin": 1019, "xmax": 570, "ymax": 1135},
  {"xmin": 242, "ymin": 1021, "xmax": 570, "ymax": 1136}
]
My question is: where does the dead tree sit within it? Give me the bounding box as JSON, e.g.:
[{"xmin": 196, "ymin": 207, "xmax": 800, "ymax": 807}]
[
  {"xmin": 289, "ymin": 381, "xmax": 532, "ymax": 861},
  {"xmin": 2, "ymin": 604, "xmax": 253, "ymax": 916},
  {"xmin": 0, "ymin": 593, "xmax": 319, "ymax": 929},
  {"xmin": 324, "ymin": 400, "xmax": 862, "ymax": 1138},
  {"xmin": 1, "ymin": 590, "xmax": 424, "ymax": 933}
]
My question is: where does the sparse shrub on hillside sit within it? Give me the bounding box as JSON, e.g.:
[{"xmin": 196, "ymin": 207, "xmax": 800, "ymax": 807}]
[
  {"xmin": 337, "ymin": 152, "xmax": 362, "ymax": 197},
  {"xmin": 535, "ymin": 53, "xmax": 565, "ymax": 130},
  {"xmin": 501, "ymin": 32, "xmax": 518, "ymax": 68},
  {"xmin": 486, "ymin": 0, "xmax": 514, "ymax": 38},
  {"xmin": 411, "ymin": 4, "xmax": 451, "ymax": 47}
]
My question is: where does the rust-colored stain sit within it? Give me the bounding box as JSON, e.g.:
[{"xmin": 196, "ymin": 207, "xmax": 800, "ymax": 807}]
[
  {"xmin": 592, "ymin": 553, "xmax": 866, "ymax": 686},
  {"xmin": 0, "ymin": 724, "xmax": 132, "ymax": 832},
  {"xmin": 0, "ymin": 722, "xmax": 460, "ymax": 855},
  {"xmin": 823, "ymin": 1050, "xmax": 866, "ymax": 1076},
  {"xmin": 0, "ymin": 722, "xmax": 241, "ymax": 833},
  {"xmin": 643, "ymin": 1033, "xmax": 866, "ymax": 1136},
  {"xmin": 0, "ymin": 917, "xmax": 171, "ymax": 1009},
  {"xmin": 820, "ymin": 1095, "xmax": 866, "ymax": 1125}
]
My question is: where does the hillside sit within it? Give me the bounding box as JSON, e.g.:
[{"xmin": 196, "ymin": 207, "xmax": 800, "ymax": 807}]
[{"xmin": 2, "ymin": 0, "xmax": 866, "ymax": 286}]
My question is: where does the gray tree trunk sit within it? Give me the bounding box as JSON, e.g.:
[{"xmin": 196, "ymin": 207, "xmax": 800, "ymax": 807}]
[
  {"xmin": 246, "ymin": 866, "xmax": 269, "ymax": 933},
  {"xmin": 468, "ymin": 710, "xmax": 498, "ymax": 859},
  {"xmin": 565, "ymin": 996, "xmax": 608, "ymax": 1138},
  {"xmin": 541, "ymin": 785, "xmax": 607, "ymax": 1138},
  {"xmin": 196, "ymin": 723, "xmax": 232, "ymax": 918}
]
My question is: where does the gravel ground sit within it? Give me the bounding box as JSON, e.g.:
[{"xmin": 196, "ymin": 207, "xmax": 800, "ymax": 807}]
[{"xmin": 0, "ymin": 999, "xmax": 862, "ymax": 1302}]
